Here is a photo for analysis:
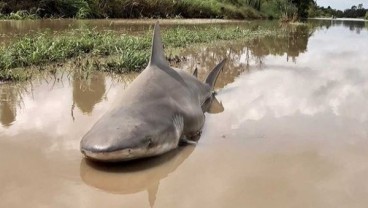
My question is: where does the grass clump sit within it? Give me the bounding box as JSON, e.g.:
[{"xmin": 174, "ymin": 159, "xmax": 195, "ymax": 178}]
[
  {"xmin": 0, "ymin": 25, "xmax": 282, "ymax": 81},
  {"xmin": 0, "ymin": 29, "xmax": 150, "ymax": 70},
  {"xmin": 0, "ymin": 10, "xmax": 40, "ymax": 20}
]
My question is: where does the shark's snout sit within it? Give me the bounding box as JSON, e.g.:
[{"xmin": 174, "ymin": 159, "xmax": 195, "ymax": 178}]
[
  {"xmin": 80, "ymin": 117, "xmax": 182, "ymax": 162},
  {"xmin": 80, "ymin": 133, "xmax": 153, "ymax": 162},
  {"xmin": 81, "ymin": 139, "xmax": 117, "ymax": 153}
]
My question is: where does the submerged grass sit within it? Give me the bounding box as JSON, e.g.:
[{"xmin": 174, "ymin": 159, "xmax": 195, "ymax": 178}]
[{"xmin": 0, "ymin": 25, "xmax": 282, "ymax": 81}]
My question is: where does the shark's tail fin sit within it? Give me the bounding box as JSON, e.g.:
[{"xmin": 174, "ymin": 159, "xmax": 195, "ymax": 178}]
[
  {"xmin": 201, "ymin": 59, "xmax": 226, "ymax": 114},
  {"xmin": 149, "ymin": 22, "xmax": 169, "ymax": 67},
  {"xmin": 205, "ymin": 59, "xmax": 226, "ymax": 90},
  {"xmin": 207, "ymin": 96, "xmax": 224, "ymax": 114}
]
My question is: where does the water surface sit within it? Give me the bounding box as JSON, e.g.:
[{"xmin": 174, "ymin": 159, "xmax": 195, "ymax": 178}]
[{"xmin": 1, "ymin": 19, "xmax": 368, "ymax": 207}]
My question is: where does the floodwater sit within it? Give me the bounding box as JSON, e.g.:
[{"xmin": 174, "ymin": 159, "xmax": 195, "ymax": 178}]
[{"xmin": 1, "ymin": 19, "xmax": 368, "ymax": 207}]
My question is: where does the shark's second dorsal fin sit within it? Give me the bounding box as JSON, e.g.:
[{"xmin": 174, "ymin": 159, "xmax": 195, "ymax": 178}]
[{"xmin": 149, "ymin": 22, "xmax": 169, "ymax": 68}]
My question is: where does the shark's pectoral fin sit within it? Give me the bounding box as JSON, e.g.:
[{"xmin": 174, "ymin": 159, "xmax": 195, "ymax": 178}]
[
  {"xmin": 173, "ymin": 114, "xmax": 184, "ymax": 144},
  {"xmin": 180, "ymin": 136, "xmax": 198, "ymax": 145},
  {"xmin": 179, "ymin": 130, "xmax": 202, "ymax": 146}
]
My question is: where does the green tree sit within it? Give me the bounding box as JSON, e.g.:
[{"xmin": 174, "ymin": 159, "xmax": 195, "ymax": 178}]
[
  {"xmin": 291, "ymin": 0, "xmax": 312, "ymax": 19},
  {"xmin": 245, "ymin": 0, "xmax": 261, "ymax": 11},
  {"xmin": 261, "ymin": 0, "xmax": 297, "ymax": 20},
  {"xmin": 307, "ymin": 0, "xmax": 320, "ymax": 17}
]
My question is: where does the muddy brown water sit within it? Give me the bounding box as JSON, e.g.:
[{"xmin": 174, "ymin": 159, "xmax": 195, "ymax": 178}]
[{"xmin": 1, "ymin": 19, "xmax": 368, "ymax": 207}]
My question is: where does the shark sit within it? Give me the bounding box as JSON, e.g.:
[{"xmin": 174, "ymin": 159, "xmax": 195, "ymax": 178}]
[{"xmin": 80, "ymin": 22, "xmax": 225, "ymax": 162}]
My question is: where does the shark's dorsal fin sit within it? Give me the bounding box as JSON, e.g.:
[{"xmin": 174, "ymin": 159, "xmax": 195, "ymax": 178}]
[
  {"xmin": 205, "ymin": 59, "xmax": 226, "ymax": 90},
  {"xmin": 193, "ymin": 67, "xmax": 198, "ymax": 78},
  {"xmin": 149, "ymin": 22, "xmax": 169, "ymax": 67}
]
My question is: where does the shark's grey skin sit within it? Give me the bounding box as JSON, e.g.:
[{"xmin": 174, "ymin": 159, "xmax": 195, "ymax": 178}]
[{"xmin": 80, "ymin": 22, "xmax": 225, "ymax": 162}]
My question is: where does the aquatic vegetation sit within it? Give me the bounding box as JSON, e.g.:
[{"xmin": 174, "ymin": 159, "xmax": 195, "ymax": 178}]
[{"xmin": 0, "ymin": 25, "xmax": 283, "ymax": 81}]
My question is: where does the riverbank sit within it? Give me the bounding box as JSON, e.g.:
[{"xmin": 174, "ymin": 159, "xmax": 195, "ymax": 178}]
[
  {"xmin": 0, "ymin": 23, "xmax": 284, "ymax": 81},
  {"xmin": 310, "ymin": 17, "xmax": 368, "ymax": 21}
]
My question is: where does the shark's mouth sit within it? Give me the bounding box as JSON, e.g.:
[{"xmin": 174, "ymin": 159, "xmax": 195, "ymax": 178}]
[
  {"xmin": 81, "ymin": 143, "xmax": 177, "ymax": 162},
  {"xmin": 81, "ymin": 148, "xmax": 139, "ymax": 162}
]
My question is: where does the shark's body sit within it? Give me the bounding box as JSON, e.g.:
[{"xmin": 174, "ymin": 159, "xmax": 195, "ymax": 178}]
[{"xmin": 80, "ymin": 22, "xmax": 225, "ymax": 162}]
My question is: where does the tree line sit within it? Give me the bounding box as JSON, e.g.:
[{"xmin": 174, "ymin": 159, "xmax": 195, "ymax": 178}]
[
  {"xmin": 308, "ymin": 2, "xmax": 368, "ymax": 19},
  {"xmin": 0, "ymin": 0, "xmax": 318, "ymax": 20}
]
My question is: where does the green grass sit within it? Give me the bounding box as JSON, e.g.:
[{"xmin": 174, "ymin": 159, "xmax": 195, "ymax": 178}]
[
  {"xmin": 174, "ymin": 0, "xmax": 262, "ymax": 19},
  {"xmin": 0, "ymin": 10, "xmax": 39, "ymax": 20},
  {"xmin": 0, "ymin": 25, "xmax": 282, "ymax": 81}
]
